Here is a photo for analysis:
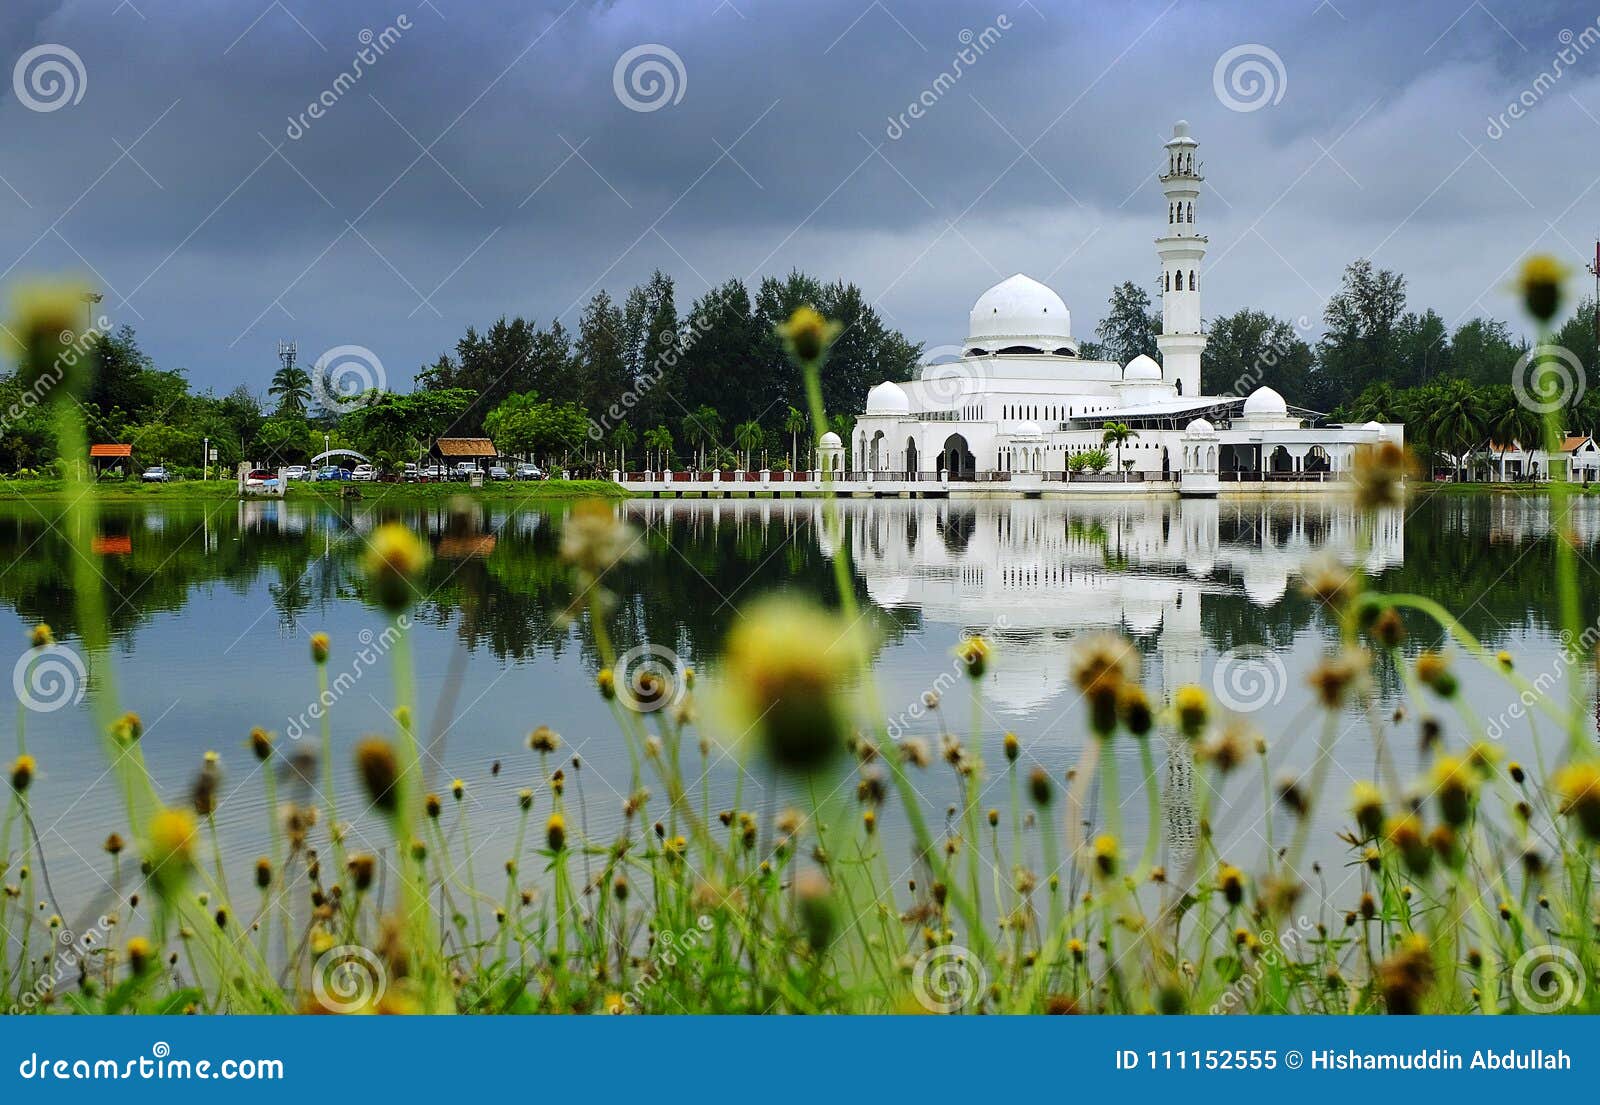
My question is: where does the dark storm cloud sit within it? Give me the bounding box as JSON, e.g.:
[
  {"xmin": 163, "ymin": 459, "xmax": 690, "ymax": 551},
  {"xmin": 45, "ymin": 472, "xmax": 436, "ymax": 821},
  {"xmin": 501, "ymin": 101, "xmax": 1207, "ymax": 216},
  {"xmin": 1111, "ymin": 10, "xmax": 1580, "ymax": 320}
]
[{"xmin": 0, "ymin": 0, "xmax": 1596, "ymax": 392}]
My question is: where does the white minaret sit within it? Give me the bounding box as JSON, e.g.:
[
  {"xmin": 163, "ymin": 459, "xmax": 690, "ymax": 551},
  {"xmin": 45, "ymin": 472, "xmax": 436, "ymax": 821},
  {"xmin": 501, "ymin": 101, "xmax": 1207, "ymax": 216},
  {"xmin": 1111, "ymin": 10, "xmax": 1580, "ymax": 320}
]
[{"xmin": 1156, "ymin": 121, "xmax": 1206, "ymax": 398}]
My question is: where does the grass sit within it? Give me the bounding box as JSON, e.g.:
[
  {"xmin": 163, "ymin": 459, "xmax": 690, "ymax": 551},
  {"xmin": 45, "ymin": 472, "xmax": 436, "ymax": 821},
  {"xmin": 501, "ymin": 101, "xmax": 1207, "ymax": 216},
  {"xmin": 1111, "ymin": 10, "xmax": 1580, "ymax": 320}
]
[
  {"xmin": 0, "ymin": 477, "xmax": 630, "ymax": 503},
  {"xmin": 2, "ymin": 289, "xmax": 1597, "ymax": 1016}
]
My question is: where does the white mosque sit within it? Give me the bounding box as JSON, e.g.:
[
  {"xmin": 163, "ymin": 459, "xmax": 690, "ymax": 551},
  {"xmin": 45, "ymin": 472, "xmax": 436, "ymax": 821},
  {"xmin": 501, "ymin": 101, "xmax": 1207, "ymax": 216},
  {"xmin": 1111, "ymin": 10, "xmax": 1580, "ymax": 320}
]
[{"xmin": 851, "ymin": 122, "xmax": 1404, "ymax": 495}]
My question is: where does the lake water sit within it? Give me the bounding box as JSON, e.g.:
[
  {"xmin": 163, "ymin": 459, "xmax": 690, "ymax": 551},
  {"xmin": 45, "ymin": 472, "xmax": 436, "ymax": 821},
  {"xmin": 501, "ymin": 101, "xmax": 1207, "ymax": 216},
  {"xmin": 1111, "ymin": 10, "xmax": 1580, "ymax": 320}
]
[{"xmin": 5, "ymin": 491, "xmax": 1597, "ymax": 918}]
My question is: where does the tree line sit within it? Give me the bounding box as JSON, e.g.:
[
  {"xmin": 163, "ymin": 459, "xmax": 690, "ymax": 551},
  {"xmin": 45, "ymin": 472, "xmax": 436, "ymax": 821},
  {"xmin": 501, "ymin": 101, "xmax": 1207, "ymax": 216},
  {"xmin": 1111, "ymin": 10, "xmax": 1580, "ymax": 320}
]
[{"xmin": 0, "ymin": 257, "xmax": 1591, "ymax": 478}]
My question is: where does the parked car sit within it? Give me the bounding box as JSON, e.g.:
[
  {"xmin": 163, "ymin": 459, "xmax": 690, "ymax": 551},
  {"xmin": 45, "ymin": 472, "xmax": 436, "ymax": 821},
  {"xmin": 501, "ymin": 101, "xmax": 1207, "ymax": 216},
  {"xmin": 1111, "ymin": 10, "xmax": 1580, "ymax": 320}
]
[
  {"xmin": 452, "ymin": 461, "xmax": 479, "ymax": 480},
  {"xmin": 314, "ymin": 466, "xmax": 350, "ymax": 482},
  {"xmin": 141, "ymin": 466, "xmax": 170, "ymax": 483},
  {"xmin": 423, "ymin": 464, "xmax": 449, "ymax": 481},
  {"xmin": 487, "ymin": 465, "xmax": 510, "ymax": 480},
  {"xmin": 514, "ymin": 463, "xmax": 545, "ymax": 480},
  {"xmin": 283, "ymin": 465, "xmax": 309, "ymax": 480},
  {"xmin": 350, "ymin": 464, "xmax": 378, "ymax": 482}
]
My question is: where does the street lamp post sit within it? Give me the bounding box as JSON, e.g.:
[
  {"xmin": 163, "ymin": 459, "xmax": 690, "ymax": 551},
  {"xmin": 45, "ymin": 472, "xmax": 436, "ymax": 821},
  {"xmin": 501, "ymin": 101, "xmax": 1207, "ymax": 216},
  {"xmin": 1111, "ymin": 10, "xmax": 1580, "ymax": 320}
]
[{"xmin": 203, "ymin": 436, "xmax": 209, "ymax": 481}]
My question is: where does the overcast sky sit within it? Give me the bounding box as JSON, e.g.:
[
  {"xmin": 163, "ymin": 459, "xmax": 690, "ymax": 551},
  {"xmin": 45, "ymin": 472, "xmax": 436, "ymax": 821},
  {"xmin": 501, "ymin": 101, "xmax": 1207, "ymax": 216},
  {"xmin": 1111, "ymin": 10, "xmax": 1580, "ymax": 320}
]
[{"xmin": 1, "ymin": 0, "xmax": 1595, "ymax": 395}]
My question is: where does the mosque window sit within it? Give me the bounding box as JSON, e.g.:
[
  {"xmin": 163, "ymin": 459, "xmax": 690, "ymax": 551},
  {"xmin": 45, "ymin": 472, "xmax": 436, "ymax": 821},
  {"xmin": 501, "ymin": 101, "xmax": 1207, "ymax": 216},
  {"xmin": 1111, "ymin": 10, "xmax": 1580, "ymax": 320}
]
[{"xmin": 1188, "ymin": 270, "xmax": 1197, "ymax": 290}]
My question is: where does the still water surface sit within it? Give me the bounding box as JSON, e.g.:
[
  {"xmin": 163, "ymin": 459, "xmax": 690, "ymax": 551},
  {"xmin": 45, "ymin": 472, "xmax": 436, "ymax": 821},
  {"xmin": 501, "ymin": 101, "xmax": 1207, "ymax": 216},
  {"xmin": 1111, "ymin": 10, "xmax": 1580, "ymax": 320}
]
[{"xmin": 5, "ymin": 492, "xmax": 1596, "ymax": 913}]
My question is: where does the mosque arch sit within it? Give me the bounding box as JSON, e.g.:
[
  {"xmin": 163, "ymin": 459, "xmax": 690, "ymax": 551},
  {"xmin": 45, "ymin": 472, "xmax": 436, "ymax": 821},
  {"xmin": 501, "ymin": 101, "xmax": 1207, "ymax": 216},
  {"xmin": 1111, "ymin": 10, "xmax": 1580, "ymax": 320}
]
[{"xmin": 941, "ymin": 433, "xmax": 975, "ymax": 479}]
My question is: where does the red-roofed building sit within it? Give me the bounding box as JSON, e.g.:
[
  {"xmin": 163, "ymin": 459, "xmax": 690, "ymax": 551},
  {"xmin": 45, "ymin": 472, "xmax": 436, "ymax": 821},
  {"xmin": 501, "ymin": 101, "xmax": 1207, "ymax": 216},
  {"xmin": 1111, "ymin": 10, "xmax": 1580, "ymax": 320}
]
[{"xmin": 89, "ymin": 443, "xmax": 133, "ymax": 476}]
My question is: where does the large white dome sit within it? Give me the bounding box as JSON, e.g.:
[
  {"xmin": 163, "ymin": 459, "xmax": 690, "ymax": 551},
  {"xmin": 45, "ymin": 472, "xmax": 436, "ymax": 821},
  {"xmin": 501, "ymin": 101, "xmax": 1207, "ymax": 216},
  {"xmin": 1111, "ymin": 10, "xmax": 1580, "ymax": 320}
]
[
  {"xmin": 965, "ymin": 274, "xmax": 1073, "ymax": 353},
  {"xmin": 865, "ymin": 381, "xmax": 910, "ymax": 415},
  {"xmin": 1242, "ymin": 385, "xmax": 1288, "ymax": 418},
  {"xmin": 1124, "ymin": 353, "xmax": 1161, "ymax": 381}
]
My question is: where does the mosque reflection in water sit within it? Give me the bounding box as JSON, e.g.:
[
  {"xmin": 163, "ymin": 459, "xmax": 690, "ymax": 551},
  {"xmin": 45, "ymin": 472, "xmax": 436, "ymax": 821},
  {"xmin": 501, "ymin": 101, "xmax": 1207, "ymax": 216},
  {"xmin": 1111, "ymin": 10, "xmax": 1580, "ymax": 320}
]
[{"xmin": 622, "ymin": 495, "xmax": 1405, "ymax": 866}]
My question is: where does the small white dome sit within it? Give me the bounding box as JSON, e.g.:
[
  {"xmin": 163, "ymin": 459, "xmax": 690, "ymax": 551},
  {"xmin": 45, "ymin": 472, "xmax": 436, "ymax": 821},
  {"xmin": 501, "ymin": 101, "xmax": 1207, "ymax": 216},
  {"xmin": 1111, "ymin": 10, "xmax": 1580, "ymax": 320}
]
[
  {"xmin": 1362, "ymin": 420, "xmax": 1384, "ymax": 433},
  {"xmin": 1013, "ymin": 421, "xmax": 1043, "ymax": 437},
  {"xmin": 1124, "ymin": 353, "xmax": 1161, "ymax": 381},
  {"xmin": 865, "ymin": 381, "xmax": 910, "ymax": 415},
  {"xmin": 1184, "ymin": 417, "xmax": 1215, "ymax": 435},
  {"xmin": 966, "ymin": 274, "xmax": 1072, "ymax": 349},
  {"xmin": 1243, "ymin": 386, "xmax": 1288, "ymax": 417},
  {"xmin": 818, "ymin": 431, "xmax": 842, "ymax": 448}
]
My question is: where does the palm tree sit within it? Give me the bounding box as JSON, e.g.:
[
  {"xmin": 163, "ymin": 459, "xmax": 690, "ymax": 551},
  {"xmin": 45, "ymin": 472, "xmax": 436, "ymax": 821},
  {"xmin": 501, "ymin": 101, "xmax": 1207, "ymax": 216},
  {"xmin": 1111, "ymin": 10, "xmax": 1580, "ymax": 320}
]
[
  {"xmin": 733, "ymin": 419, "xmax": 764, "ymax": 471},
  {"xmin": 609, "ymin": 422, "xmax": 637, "ymax": 472},
  {"xmin": 643, "ymin": 424, "xmax": 673, "ymax": 471},
  {"xmin": 783, "ymin": 406, "xmax": 806, "ymax": 469},
  {"xmin": 1428, "ymin": 378, "xmax": 1487, "ymax": 482},
  {"xmin": 269, "ymin": 362, "xmax": 312, "ymax": 415},
  {"xmin": 684, "ymin": 405, "xmax": 722, "ymax": 470},
  {"xmin": 1484, "ymin": 386, "xmax": 1541, "ymax": 482},
  {"xmin": 1101, "ymin": 422, "xmax": 1139, "ymax": 479}
]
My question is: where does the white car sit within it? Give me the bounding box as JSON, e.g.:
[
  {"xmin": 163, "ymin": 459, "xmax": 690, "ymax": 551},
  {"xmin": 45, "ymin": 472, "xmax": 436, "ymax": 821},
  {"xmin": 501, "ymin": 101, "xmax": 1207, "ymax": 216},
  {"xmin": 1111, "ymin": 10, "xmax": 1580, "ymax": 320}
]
[
  {"xmin": 283, "ymin": 465, "xmax": 309, "ymax": 480},
  {"xmin": 350, "ymin": 464, "xmax": 378, "ymax": 482}
]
